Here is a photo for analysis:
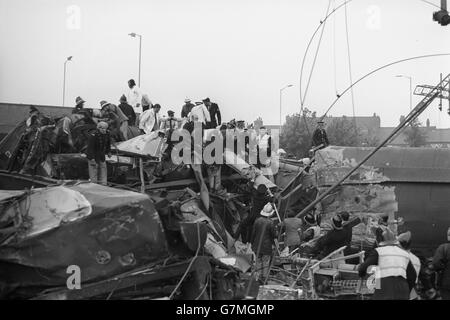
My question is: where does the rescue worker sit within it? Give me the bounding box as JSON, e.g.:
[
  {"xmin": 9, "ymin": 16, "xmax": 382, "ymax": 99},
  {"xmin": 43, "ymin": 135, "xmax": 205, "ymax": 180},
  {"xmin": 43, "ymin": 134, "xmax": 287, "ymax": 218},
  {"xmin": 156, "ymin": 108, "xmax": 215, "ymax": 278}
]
[
  {"xmin": 312, "ymin": 120, "xmax": 329, "ymax": 149},
  {"xmin": 181, "ymin": 98, "xmax": 195, "ymax": 119},
  {"xmin": 160, "ymin": 110, "xmax": 178, "ymax": 155},
  {"xmin": 100, "ymin": 100, "xmax": 128, "ymax": 141},
  {"xmin": 282, "ymin": 216, "xmax": 303, "ymax": 253},
  {"xmin": 339, "ymin": 211, "xmax": 362, "ymax": 256},
  {"xmin": 257, "ymin": 126, "xmax": 274, "ymax": 182},
  {"xmin": 398, "ymin": 231, "xmax": 421, "ymax": 300},
  {"xmin": 358, "ymin": 228, "xmax": 417, "ymax": 300},
  {"xmin": 203, "ymin": 97, "xmax": 221, "ymax": 129},
  {"xmin": 127, "ymin": 79, "xmax": 142, "ymax": 114},
  {"xmin": 432, "ymin": 227, "xmax": 450, "ymax": 300},
  {"xmin": 300, "ymin": 212, "xmax": 321, "ymax": 242},
  {"xmin": 160, "ymin": 110, "xmax": 178, "ymax": 132},
  {"xmin": 251, "ymin": 203, "xmax": 277, "ymax": 282},
  {"xmin": 86, "ymin": 121, "xmax": 111, "ymax": 185},
  {"xmin": 139, "ymin": 104, "xmax": 161, "ymax": 134},
  {"xmin": 316, "ymin": 215, "xmax": 348, "ymax": 259},
  {"xmin": 73, "ymin": 96, "xmax": 85, "ymax": 114},
  {"xmin": 235, "ymin": 183, "xmax": 272, "ymax": 243},
  {"xmin": 118, "ymin": 94, "xmax": 136, "ymax": 127}
]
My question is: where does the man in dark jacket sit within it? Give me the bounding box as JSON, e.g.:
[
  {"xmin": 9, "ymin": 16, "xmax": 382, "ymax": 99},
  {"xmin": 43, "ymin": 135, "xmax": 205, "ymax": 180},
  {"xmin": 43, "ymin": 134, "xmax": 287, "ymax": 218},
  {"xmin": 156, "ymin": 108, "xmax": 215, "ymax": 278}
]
[
  {"xmin": 118, "ymin": 94, "xmax": 136, "ymax": 126},
  {"xmin": 235, "ymin": 183, "xmax": 272, "ymax": 243},
  {"xmin": 203, "ymin": 97, "xmax": 221, "ymax": 129},
  {"xmin": 251, "ymin": 203, "xmax": 277, "ymax": 282},
  {"xmin": 316, "ymin": 215, "xmax": 348, "ymax": 259},
  {"xmin": 86, "ymin": 121, "xmax": 111, "ymax": 185},
  {"xmin": 432, "ymin": 227, "xmax": 450, "ymax": 300},
  {"xmin": 312, "ymin": 120, "xmax": 329, "ymax": 149},
  {"xmin": 181, "ymin": 98, "xmax": 195, "ymax": 118}
]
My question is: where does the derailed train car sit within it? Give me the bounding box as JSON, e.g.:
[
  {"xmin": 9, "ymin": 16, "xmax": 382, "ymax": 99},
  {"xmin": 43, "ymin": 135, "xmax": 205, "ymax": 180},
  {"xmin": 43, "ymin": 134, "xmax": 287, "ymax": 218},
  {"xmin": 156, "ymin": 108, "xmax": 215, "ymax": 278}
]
[{"xmin": 314, "ymin": 146, "xmax": 450, "ymax": 257}]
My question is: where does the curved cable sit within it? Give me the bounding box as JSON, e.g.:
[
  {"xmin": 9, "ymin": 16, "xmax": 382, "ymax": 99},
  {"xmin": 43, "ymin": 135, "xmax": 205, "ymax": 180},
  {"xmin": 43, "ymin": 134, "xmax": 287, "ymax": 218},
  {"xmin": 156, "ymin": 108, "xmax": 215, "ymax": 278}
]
[
  {"xmin": 299, "ymin": 0, "xmax": 354, "ymax": 109},
  {"xmin": 323, "ymin": 53, "xmax": 450, "ymax": 117},
  {"xmin": 300, "ymin": 0, "xmax": 332, "ymax": 109}
]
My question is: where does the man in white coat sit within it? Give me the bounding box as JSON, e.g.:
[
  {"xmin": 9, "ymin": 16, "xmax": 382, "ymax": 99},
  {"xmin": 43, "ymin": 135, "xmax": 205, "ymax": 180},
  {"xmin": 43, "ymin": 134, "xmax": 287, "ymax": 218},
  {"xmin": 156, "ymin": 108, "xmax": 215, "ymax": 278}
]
[{"xmin": 139, "ymin": 104, "xmax": 161, "ymax": 134}]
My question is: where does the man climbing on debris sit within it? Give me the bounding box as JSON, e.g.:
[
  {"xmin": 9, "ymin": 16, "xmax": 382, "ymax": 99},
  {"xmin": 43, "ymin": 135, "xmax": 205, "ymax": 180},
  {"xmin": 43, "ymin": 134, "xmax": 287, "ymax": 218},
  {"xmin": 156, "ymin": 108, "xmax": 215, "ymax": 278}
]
[
  {"xmin": 432, "ymin": 226, "xmax": 450, "ymax": 300},
  {"xmin": 251, "ymin": 203, "xmax": 277, "ymax": 282},
  {"xmin": 86, "ymin": 121, "xmax": 112, "ymax": 185},
  {"xmin": 311, "ymin": 120, "xmax": 329, "ymax": 149},
  {"xmin": 339, "ymin": 211, "xmax": 362, "ymax": 257},
  {"xmin": 398, "ymin": 231, "xmax": 421, "ymax": 300},
  {"xmin": 297, "ymin": 212, "xmax": 321, "ymax": 256},
  {"xmin": 358, "ymin": 228, "xmax": 417, "ymax": 300},
  {"xmin": 235, "ymin": 183, "xmax": 272, "ymax": 243},
  {"xmin": 315, "ymin": 214, "xmax": 348, "ymax": 259},
  {"xmin": 118, "ymin": 94, "xmax": 136, "ymax": 127},
  {"xmin": 73, "ymin": 96, "xmax": 86, "ymax": 114}
]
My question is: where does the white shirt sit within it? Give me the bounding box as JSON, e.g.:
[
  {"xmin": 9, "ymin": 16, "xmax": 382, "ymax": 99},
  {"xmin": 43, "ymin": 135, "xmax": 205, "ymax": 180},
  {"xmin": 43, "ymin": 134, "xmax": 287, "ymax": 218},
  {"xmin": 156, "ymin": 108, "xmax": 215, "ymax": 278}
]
[
  {"xmin": 190, "ymin": 104, "xmax": 211, "ymax": 125},
  {"xmin": 127, "ymin": 85, "xmax": 142, "ymax": 113},
  {"xmin": 139, "ymin": 109, "xmax": 160, "ymax": 134}
]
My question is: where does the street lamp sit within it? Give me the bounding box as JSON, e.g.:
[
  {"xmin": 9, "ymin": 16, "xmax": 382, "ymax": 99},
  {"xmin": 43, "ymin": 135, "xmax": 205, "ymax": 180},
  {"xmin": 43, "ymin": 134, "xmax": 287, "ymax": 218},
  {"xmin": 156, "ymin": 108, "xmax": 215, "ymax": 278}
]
[
  {"xmin": 395, "ymin": 75, "xmax": 412, "ymax": 110},
  {"xmin": 128, "ymin": 32, "xmax": 142, "ymax": 87},
  {"xmin": 63, "ymin": 56, "xmax": 73, "ymax": 107},
  {"xmin": 280, "ymin": 84, "xmax": 293, "ymax": 129}
]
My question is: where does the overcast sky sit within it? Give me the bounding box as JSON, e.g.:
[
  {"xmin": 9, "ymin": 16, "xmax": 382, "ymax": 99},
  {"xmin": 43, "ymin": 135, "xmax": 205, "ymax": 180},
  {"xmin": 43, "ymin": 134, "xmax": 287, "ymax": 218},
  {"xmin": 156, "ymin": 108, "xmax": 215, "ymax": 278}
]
[{"xmin": 1, "ymin": 0, "xmax": 450, "ymax": 127}]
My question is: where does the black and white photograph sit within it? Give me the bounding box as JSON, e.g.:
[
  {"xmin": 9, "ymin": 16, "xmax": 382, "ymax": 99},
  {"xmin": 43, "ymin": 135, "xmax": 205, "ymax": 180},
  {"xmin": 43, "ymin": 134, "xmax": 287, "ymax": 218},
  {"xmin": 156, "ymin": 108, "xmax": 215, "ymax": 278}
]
[{"xmin": 0, "ymin": 0, "xmax": 450, "ymax": 304}]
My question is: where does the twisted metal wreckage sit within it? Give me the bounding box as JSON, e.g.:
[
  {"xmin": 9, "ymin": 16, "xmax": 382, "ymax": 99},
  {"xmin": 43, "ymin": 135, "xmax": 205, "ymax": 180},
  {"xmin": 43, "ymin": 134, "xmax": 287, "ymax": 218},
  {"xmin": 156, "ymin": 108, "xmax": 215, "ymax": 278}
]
[{"xmin": 0, "ymin": 107, "xmax": 446, "ymax": 300}]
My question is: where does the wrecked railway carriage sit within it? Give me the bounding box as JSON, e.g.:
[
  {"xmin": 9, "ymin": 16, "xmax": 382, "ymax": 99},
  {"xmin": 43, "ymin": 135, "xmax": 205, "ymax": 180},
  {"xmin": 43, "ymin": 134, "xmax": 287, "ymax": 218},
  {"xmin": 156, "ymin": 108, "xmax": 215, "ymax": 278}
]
[{"xmin": 0, "ymin": 110, "xmax": 448, "ymax": 299}]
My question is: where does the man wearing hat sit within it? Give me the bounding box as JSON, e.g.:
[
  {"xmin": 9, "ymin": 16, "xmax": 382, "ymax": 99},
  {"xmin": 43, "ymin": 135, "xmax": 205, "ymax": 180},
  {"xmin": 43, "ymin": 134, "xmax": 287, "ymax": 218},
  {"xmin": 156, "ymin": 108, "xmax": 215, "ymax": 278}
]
[
  {"xmin": 316, "ymin": 214, "xmax": 348, "ymax": 259},
  {"xmin": 73, "ymin": 96, "xmax": 85, "ymax": 114},
  {"xmin": 100, "ymin": 100, "xmax": 128, "ymax": 141},
  {"xmin": 312, "ymin": 119, "xmax": 329, "ymax": 149},
  {"xmin": 203, "ymin": 97, "xmax": 221, "ymax": 129},
  {"xmin": 398, "ymin": 231, "xmax": 421, "ymax": 299},
  {"xmin": 86, "ymin": 121, "xmax": 112, "ymax": 185},
  {"xmin": 251, "ymin": 202, "xmax": 277, "ymax": 282},
  {"xmin": 160, "ymin": 110, "xmax": 178, "ymax": 132},
  {"xmin": 235, "ymin": 183, "xmax": 272, "ymax": 243},
  {"xmin": 358, "ymin": 228, "xmax": 417, "ymax": 300},
  {"xmin": 118, "ymin": 94, "xmax": 136, "ymax": 126},
  {"xmin": 181, "ymin": 98, "xmax": 195, "ymax": 119},
  {"xmin": 432, "ymin": 227, "xmax": 450, "ymax": 300}
]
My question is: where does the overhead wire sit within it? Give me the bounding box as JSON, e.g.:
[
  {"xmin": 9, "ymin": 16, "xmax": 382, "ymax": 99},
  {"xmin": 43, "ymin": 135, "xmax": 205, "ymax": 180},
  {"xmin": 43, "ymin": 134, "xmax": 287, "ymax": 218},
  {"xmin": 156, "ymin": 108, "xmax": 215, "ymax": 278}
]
[
  {"xmin": 323, "ymin": 54, "xmax": 450, "ymax": 117},
  {"xmin": 343, "ymin": 0, "xmax": 358, "ymax": 137}
]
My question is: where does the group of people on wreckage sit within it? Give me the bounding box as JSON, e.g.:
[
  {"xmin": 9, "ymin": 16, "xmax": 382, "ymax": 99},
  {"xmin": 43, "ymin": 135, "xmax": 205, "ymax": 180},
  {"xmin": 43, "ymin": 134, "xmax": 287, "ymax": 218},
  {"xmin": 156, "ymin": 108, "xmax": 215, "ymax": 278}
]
[
  {"xmin": 17, "ymin": 78, "xmax": 277, "ymax": 184},
  {"xmin": 15, "ymin": 81, "xmax": 450, "ymax": 300}
]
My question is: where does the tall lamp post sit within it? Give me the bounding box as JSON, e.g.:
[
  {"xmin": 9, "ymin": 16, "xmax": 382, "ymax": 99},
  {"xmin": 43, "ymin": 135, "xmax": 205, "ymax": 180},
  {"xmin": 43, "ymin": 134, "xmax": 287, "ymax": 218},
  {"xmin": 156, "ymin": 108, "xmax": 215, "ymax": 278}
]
[
  {"xmin": 280, "ymin": 84, "xmax": 293, "ymax": 129},
  {"xmin": 63, "ymin": 56, "xmax": 73, "ymax": 107},
  {"xmin": 128, "ymin": 32, "xmax": 142, "ymax": 87},
  {"xmin": 395, "ymin": 75, "xmax": 412, "ymax": 110}
]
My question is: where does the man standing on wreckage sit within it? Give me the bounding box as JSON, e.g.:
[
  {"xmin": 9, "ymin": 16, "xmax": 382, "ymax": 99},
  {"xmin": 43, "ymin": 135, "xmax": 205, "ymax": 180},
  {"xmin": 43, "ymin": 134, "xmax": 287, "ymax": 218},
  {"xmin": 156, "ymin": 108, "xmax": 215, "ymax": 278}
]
[{"xmin": 85, "ymin": 121, "xmax": 112, "ymax": 185}]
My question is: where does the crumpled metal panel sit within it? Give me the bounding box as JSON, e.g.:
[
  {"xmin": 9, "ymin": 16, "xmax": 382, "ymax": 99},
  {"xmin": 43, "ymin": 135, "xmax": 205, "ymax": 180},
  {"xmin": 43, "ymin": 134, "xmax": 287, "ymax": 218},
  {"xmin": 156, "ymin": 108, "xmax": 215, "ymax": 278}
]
[
  {"xmin": 0, "ymin": 183, "xmax": 169, "ymax": 293},
  {"xmin": 114, "ymin": 131, "xmax": 164, "ymax": 158}
]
